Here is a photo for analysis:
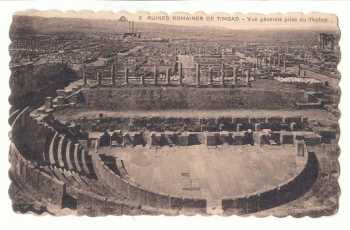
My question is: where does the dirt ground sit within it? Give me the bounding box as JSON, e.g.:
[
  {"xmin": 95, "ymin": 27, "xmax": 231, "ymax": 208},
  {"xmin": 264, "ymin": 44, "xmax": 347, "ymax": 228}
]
[
  {"xmin": 98, "ymin": 144, "xmax": 306, "ymax": 200},
  {"xmin": 54, "ymin": 108, "xmax": 337, "ymax": 124}
]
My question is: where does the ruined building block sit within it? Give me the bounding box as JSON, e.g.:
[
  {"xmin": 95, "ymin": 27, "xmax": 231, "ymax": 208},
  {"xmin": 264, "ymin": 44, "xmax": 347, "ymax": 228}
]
[
  {"xmin": 270, "ymin": 132, "xmax": 281, "ymax": 144},
  {"xmin": 154, "ymin": 65, "xmax": 158, "ymax": 86},
  {"xmin": 179, "ymin": 63, "xmax": 183, "ymax": 86},
  {"xmin": 55, "ymin": 96, "xmax": 65, "ymax": 106},
  {"xmin": 56, "ymin": 89, "xmax": 66, "ymax": 97},
  {"xmin": 82, "ymin": 66, "xmax": 87, "ymax": 85},
  {"xmin": 205, "ymin": 132, "xmax": 219, "ymax": 146},
  {"xmin": 290, "ymin": 122, "xmax": 297, "ymax": 131},
  {"xmin": 196, "ymin": 63, "xmax": 201, "ymax": 87},
  {"xmin": 111, "ymin": 64, "xmax": 116, "ymax": 86},
  {"xmin": 304, "ymin": 133, "xmax": 321, "ymax": 146},
  {"xmin": 97, "ymin": 72, "xmax": 102, "ymax": 86},
  {"xmin": 219, "ymin": 131, "xmax": 232, "ymax": 145},
  {"xmin": 295, "ymin": 140, "xmax": 305, "ymax": 157},
  {"xmin": 140, "ymin": 74, "xmax": 145, "ymax": 86},
  {"xmin": 232, "ymin": 133, "xmax": 245, "ymax": 145},
  {"xmin": 124, "ymin": 68, "xmax": 129, "ymax": 85},
  {"xmin": 280, "ymin": 132, "xmax": 294, "ymax": 144},
  {"xmin": 236, "ymin": 123, "xmax": 243, "ymax": 132},
  {"xmin": 280, "ymin": 123, "xmax": 290, "ymax": 131},
  {"xmin": 253, "ymin": 132, "xmax": 262, "ymax": 146},
  {"xmin": 221, "ymin": 63, "xmax": 225, "ymax": 86},
  {"xmin": 285, "ymin": 116, "xmax": 302, "ymax": 125},
  {"xmin": 166, "ymin": 68, "xmax": 171, "ymax": 85},
  {"xmin": 177, "ymin": 133, "xmax": 189, "ymax": 146},
  {"xmin": 208, "ymin": 67, "xmax": 213, "ymax": 86},
  {"xmin": 123, "ymin": 133, "xmax": 134, "ymax": 146},
  {"xmin": 254, "ymin": 123, "xmax": 262, "ymax": 131},
  {"xmin": 318, "ymin": 129, "xmax": 337, "ymax": 144},
  {"xmin": 232, "ymin": 66, "xmax": 237, "ymax": 86},
  {"xmin": 45, "ymin": 97, "xmax": 53, "ymax": 110}
]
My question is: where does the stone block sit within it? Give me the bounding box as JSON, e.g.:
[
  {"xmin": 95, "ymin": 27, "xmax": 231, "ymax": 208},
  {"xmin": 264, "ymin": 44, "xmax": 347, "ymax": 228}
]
[
  {"xmin": 254, "ymin": 123, "xmax": 262, "ymax": 131},
  {"xmin": 205, "ymin": 132, "xmax": 219, "ymax": 146},
  {"xmin": 267, "ymin": 116, "xmax": 283, "ymax": 124},
  {"xmin": 56, "ymin": 89, "xmax": 66, "ymax": 97},
  {"xmin": 285, "ymin": 116, "xmax": 302, "ymax": 125},
  {"xmin": 318, "ymin": 129, "xmax": 337, "ymax": 143},
  {"xmin": 304, "ymin": 133, "xmax": 321, "ymax": 146},
  {"xmin": 219, "ymin": 131, "xmax": 233, "ymax": 145},
  {"xmin": 295, "ymin": 140, "xmax": 305, "ymax": 157},
  {"xmin": 233, "ymin": 133, "xmax": 245, "ymax": 145},
  {"xmin": 280, "ymin": 132, "xmax": 294, "ymax": 144},
  {"xmin": 177, "ymin": 133, "xmax": 189, "ymax": 146}
]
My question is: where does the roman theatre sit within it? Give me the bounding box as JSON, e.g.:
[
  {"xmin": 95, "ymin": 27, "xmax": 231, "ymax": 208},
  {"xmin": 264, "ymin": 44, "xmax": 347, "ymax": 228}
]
[{"xmin": 9, "ymin": 67, "xmax": 338, "ymax": 215}]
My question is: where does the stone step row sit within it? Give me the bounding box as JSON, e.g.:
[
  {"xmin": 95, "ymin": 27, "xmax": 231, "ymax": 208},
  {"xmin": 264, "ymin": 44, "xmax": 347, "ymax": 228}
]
[{"xmin": 96, "ymin": 130, "xmax": 321, "ymax": 148}]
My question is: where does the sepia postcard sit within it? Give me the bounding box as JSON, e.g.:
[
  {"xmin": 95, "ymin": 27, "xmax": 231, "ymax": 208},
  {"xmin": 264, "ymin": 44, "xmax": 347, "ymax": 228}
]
[{"xmin": 8, "ymin": 10, "xmax": 340, "ymax": 217}]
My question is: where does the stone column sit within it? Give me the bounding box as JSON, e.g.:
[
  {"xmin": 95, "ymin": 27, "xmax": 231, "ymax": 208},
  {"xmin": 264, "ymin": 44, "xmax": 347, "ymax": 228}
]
[
  {"xmin": 97, "ymin": 72, "xmax": 102, "ymax": 86},
  {"xmin": 111, "ymin": 64, "xmax": 116, "ymax": 86},
  {"xmin": 195, "ymin": 63, "xmax": 200, "ymax": 87},
  {"xmin": 221, "ymin": 63, "xmax": 225, "ymax": 86},
  {"xmin": 166, "ymin": 68, "xmax": 171, "ymax": 85},
  {"xmin": 208, "ymin": 67, "xmax": 213, "ymax": 86},
  {"xmin": 82, "ymin": 65, "xmax": 87, "ymax": 86},
  {"xmin": 245, "ymin": 69, "xmax": 250, "ymax": 86},
  {"xmin": 232, "ymin": 66, "xmax": 237, "ymax": 86},
  {"xmin": 295, "ymin": 140, "xmax": 305, "ymax": 157},
  {"xmin": 254, "ymin": 123, "xmax": 261, "ymax": 131},
  {"xmin": 236, "ymin": 123, "xmax": 242, "ymax": 132},
  {"xmin": 140, "ymin": 73, "xmax": 145, "ymax": 86},
  {"xmin": 179, "ymin": 62, "xmax": 183, "ymax": 86},
  {"xmin": 298, "ymin": 64, "xmax": 301, "ymax": 77},
  {"xmin": 124, "ymin": 67, "xmax": 129, "ymax": 85},
  {"xmin": 290, "ymin": 122, "xmax": 297, "ymax": 131},
  {"xmin": 283, "ymin": 55, "xmax": 287, "ymax": 72},
  {"xmin": 153, "ymin": 64, "xmax": 158, "ymax": 86},
  {"xmin": 278, "ymin": 54, "xmax": 281, "ymax": 66},
  {"xmin": 45, "ymin": 97, "xmax": 53, "ymax": 110}
]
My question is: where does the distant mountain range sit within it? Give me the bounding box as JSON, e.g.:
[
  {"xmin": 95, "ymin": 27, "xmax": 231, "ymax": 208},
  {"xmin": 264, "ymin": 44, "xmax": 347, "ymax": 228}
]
[{"xmin": 10, "ymin": 15, "xmax": 339, "ymax": 43}]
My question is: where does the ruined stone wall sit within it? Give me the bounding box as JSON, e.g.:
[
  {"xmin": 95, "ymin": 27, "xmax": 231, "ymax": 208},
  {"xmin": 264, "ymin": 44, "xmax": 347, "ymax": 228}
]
[
  {"xmin": 81, "ymin": 87, "xmax": 306, "ymax": 110},
  {"xmin": 10, "ymin": 107, "xmax": 45, "ymax": 161},
  {"xmin": 10, "ymin": 107, "xmax": 95, "ymax": 176},
  {"xmin": 74, "ymin": 189, "xmax": 154, "ymax": 216},
  {"xmin": 9, "ymin": 110, "xmax": 158, "ymax": 215},
  {"xmin": 222, "ymin": 151, "xmax": 319, "ymax": 214},
  {"xmin": 9, "ymin": 143, "xmax": 65, "ymax": 207}
]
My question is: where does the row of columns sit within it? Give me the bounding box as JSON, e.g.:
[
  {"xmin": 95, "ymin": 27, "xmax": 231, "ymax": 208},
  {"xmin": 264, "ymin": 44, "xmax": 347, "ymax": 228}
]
[
  {"xmin": 83, "ymin": 62, "xmax": 253, "ymax": 87},
  {"xmin": 199, "ymin": 63, "xmax": 249, "ymax": 87},
  {"xmin": 256, "ymin": 53, "xmax": 287, "ymax": 72}
]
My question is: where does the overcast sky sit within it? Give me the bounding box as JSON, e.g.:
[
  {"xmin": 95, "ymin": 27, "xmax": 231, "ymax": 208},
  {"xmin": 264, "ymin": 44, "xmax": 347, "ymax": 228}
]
[{"xmin": 15, "ymin": 10, "xmax": 339, "ymax": 31}]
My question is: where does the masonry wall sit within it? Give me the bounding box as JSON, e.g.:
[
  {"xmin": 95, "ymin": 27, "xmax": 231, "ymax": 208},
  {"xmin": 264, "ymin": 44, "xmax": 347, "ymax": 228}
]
[
  {"xmin": 222, "ymin": 151, "xmax": 319, "ymax": 214},
  {"xmin": 10, "ymin": 106, "xmax": 95, "ymax": 176},
  {"xmin": 9, "ymin": 143, "xmax": 65, "ymax": 207},
  {"xmin": 81, "ymin": 87, "xmax": 306, "ymax": 110}
]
